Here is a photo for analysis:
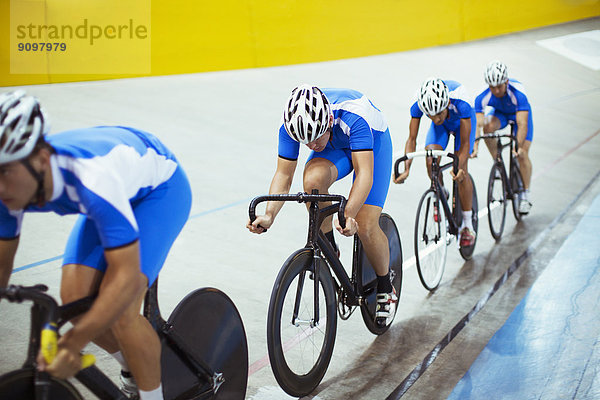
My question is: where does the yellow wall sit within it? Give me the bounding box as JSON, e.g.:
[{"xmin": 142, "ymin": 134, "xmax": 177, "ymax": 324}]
[{"xmin": 1, "ymin": 0, "xmax": 599, "ymax": 87}]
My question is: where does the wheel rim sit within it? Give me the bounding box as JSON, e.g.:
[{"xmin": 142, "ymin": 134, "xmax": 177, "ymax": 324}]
[
  {"xmin": 488, "ymin": 165, "xmax": 506, "ymax": 240},
  {"xmin": 415, "ymin": 190, "xmax": 447, "ymax": 290},
  {"xmin": 511, "ymin": 163, "xmax": 524, "ymax": 221}
]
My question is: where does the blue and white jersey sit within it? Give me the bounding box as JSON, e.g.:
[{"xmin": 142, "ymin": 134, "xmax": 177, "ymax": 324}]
[
  {"xmin": 278, "ymin": 88, "xmax": 389, "ymax": 160},
  {"xmin": 0, "ymin": 126, "xmax": 180, "ymax": 249},
  {"xmin": 410, "ymin": 80, "xmax": 474, "ymax": 135},
  {"xmin": 474, "ymin": 79, "xmax": 531, "ymax": 114}
]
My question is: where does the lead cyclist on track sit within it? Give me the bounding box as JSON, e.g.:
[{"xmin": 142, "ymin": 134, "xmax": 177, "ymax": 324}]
[{"xmin": 0, "ymin": 91, "xmax": 192, "ymax": 400}]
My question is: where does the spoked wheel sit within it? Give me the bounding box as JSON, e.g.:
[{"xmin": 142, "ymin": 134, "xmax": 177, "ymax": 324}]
[
  {"xmin": 161, "ymin": 288, "xmax": 248, "ymax": 400},
  {"xmin": 414, "ymin": 189, "xmax": 448, "ymax": 291},
  {"xmin": 267, "ymin": 249, "xmax": 337, "ymax": 398},
  {"xmin": 457, "ymin": 173, "xmax": 479, "ymax": 260},
  {"xmin": 356, "ymin": 213, "xmax": 403, "ymax": 334},
  {"xmin": 510, "ymin": 161, "xmax": 525, "ymax": 221},
  {"xmin": 487, "ymin": 163, "xmax": 507, "ymax": 241},
  {"xmin": 0, "ymin": 368, "xmax": 82, "ymax": 400}
]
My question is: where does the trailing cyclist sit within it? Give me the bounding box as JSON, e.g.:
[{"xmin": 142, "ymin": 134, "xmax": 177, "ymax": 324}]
[
  {"xmin": 394, "ymin": 78, "xmax": 477, "ymax": 247},
  {"xmin": 0, "ymin": 91, "xmax": 192, "ymax": 400},
  {"xmin": 246, "ymin": 85, "xmax": 396, "ymax": 328},
  {"xmin": 472, "ymin": 60, "xmax": 534, "ymax": 214}
]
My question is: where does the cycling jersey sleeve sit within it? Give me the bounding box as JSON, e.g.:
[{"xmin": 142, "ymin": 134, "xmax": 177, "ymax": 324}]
[
  {"xmin": 345, "ymin": 115, "xmax": 374, "ymax": 151},
  {"xmin": 474, "ymin": 92, "xmax": 486, "ymax": 113},
  {"xmin": 515, "ymin": 91, "xmax": 531, "ymax": 112},
  {"xmin": 278, "ymin": 125, "xmax": 300, "ymax": 160},
  {"xmin": 410, "ymin": 101, "xmax": 423, "ymax": 119},
  {"xmin": 454, "ymin": 99, "xmax": 474, "ymax": 119},
  {"xmin": 0, "ymin": 204, "xmax": 22, "ymax": 239}
]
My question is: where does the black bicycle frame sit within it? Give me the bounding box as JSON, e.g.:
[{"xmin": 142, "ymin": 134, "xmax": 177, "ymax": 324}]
[
  {"xmin": 479, "ymin": 121, "xmax": 520, "ymax": 201},
  {"xmin": 249, "ymin": 191, "xmax": 361, "ymax": 328}
]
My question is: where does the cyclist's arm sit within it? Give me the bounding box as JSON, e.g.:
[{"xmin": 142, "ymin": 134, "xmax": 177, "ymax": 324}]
[
  {"xmin": 470, "ymin": 113, "xmax": 485, "ymax": 158},
  {"xmin": 346, "ymin": 150, "xmax": 374, "ymax": 218},
  {"xmin": 265, "ymin": 157, "xmax": 297, "ymax": 220},
  {"xmin": 515, "ymin": 110, "xmax": 529, "ymax": 148},
  {"xmin": 394, "ymin": 117, "xmax": 419, "ymax": 184},
  {"xmin": 56, "ymin": 241, "xmax": 145, "ymax": 354},
  {"xmin": 0, "ymin": 237, "xmax": 18, "ymax": 288}
]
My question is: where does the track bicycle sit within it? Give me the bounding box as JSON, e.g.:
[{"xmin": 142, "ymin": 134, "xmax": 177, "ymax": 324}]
[
  {"xmin": 0, "ymin": 280, "xmax": 248, "ymax": 400},
  {"xmin": 475, "ymin": 121, "xmax": 526, "ymax": 240},
  {"xmin": 394, "ymin": 150, "xmax": 478, "ymax": 291},
  {"xmin": 249, "ymin": 191, "xmax": 402, "ymax": 397}
]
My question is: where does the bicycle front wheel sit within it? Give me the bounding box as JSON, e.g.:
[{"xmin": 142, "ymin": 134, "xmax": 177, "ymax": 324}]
[
  {"xmin": 162, "ymin": 288, "xmax": 248, "ymax": 400},
  {"xmin": 0, "ymin": 368, "xmax": 83, "ymax": 400},
  {"xmin": 267, "ymin": 249, "xmax": 337, "ymax": 397},
  {"xmin": 357, "ymin": 213, "xmax": 403, "ymax": 335},
  {"xmin": 487, "ymin": 164, "xmax": 507, "ymax": 240},
  {"xmin": 414, "ymin": 189, "xmax": 447, "ymax": 291},
  {"xmin": 510, "ymin": 161, "xmax": 525, "ymax": 221}
]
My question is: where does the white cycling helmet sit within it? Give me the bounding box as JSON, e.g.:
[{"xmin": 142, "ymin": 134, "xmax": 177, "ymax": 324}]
[
  {"xmin": 484, "ymin": 60, "xmax": 509, "ymax": 87},
  {"xmin": 417, "ymin": 78, "xmax": 449, "ymax": 116},
  {"xmin": 283, "ymin": 84, "xmax": 331, "ymax": 144},
  {"xmin": 0, "ymin": 90, "xmax": 48, "ymax": 164}
]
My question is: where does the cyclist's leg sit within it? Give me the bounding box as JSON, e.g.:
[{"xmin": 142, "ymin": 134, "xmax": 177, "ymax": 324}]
[
  {"xmin": 516, "ymin": 111, "xmax": 533, "ymax": 190},
  {"xmin": 454, "ymin": 112, "xmax": 475, "ymax": 213},
  {"xmin": 304, "ymin": 147, "xmax": 352, "ymax": 246},
  {"xmin": 483, "ymin": 109, "xmax": 505, "ymax": 159},
  {"xmin": 355, "ymin": 129, "xmax": 392, "ymax": 279},
  {"xmin": 110, "ymin": 166, "xmax": 191, "ymax": 393}
]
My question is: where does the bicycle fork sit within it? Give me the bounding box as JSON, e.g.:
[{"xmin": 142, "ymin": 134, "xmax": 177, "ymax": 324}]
[{"xmin": 292, "ymin": 250, "xmax": 321, "ymax": 329}]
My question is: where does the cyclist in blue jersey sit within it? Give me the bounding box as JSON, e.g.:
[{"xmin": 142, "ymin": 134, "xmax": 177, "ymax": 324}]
[
  {"xmin": 246, "ymin": 84, "xmax": 396, "ymax": 328},
  {"xmin": 394, "ymin": 78, "xmax": 477, "ymax": 247},
  {"xmin": 472, "ymin": 61, "xmax": 533, "ymax": 214},
  {"xmin": 0, "ymin": 91, "xmax": 191, "ymax": 400}
]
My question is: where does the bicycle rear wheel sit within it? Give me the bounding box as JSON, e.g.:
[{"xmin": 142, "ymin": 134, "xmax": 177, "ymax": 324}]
[
  {"xmin": 487, "ymin": 164, "xmax": 507, "ymax": 241},
  {"xmin": 161, "ymin": 288, "xmax": 248, "ymax": 400},
  {"xmin": 510, "ymin": 161, "xmax": 525, "ymax": 221},
  {"xmin": 267, "ymin": 249, "xmax": 337, "ymax": 397},
  {"xmin": 415, "ymin": 189, "xmax": 448, "ymax": 291},
  {"xmin": 357, "ymin": 213, "xmax": 403, "ymax": 335},
  {"xmin": 0, "ymin": 368, "xmax": 82, "ymax": 400},
  {"xmin": 457, "ymin": 173, "xmax": 479, "ymax": 260}
]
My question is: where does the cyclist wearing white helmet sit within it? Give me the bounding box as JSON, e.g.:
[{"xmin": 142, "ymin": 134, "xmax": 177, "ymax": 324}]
[
  {"xmin": 394, "ymin": 78, "xmax": 477, "ymax": 247},
  {"xmin": 0, "ymin": 91, "xmax": 192, "ymax": 400},
  {"xmin": 247, "ymin": 84, "xmax": 397, "ymax": 327},
  {"xmin": 473, "ymin": 60, "xmax": 533, "ymax": 215}
]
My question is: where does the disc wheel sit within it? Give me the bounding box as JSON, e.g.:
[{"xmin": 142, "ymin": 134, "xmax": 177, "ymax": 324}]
[
  {"xmin": 266, "ymin": 249, "xmax": 337, "ymax": 397},
  {"xmin": 161, "ymin": 288, "xmax": 248, "ymax": 400},
  {"xmin": 415, "ymin": 189, "xmax": 448, "ymax": 290},
  {"xmin": 356, "ymin": 213, "xmax": 403, "ymax": 334},
  {"xmin": 510, "ymin": 161, "xmax": 525, "ymax": 221},
  {"xmin": 487, "ymin": 164, "xmax": 507, "ymax": 241},
  {"xmin": 0, "ymin": 368, "xmax": 82, "ymax": 400},
  {"xmin": 457, "ymin": 173, "xmax": 479, "ymax": 260}
]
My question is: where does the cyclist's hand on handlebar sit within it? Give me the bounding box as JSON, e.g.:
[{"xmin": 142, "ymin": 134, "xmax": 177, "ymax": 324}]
[
  {"xmin": 38, "ymin": 342, "xmax": 83, "ymax": 379},
  {"xmin": 247, "ymin": 214, "xmax": 273, "ymax": 234},
  {"xmin": 394, "ymin": 169, "xmax": 409, "ymax": 184},
  {"xmin": 470, "ymin": 143, "xmax": 479, "ymax": 159},
  {"xmin": 335, "ymin": 216, "xmax": 358, "ymax": 237},
  {"xmin": 450, "ymin": 168, "xmax": 466, "ymax": 183}
]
